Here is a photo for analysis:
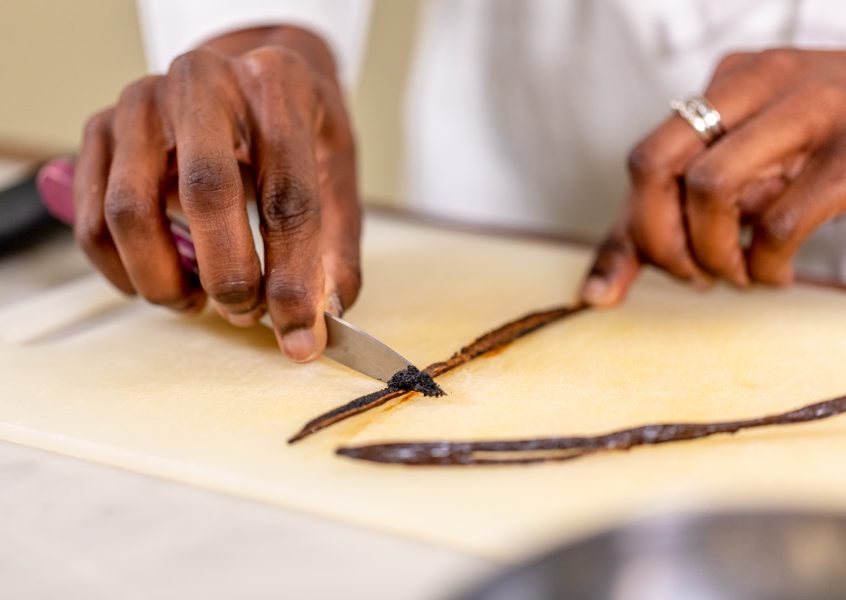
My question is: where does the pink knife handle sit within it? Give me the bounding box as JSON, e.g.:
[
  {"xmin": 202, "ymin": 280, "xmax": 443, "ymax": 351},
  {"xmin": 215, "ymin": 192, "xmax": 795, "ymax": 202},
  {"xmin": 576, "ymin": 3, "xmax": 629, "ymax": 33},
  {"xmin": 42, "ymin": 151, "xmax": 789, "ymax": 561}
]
[{"xmin": 37, "ymin": 157, "xmax": 199, "ymax": 275}]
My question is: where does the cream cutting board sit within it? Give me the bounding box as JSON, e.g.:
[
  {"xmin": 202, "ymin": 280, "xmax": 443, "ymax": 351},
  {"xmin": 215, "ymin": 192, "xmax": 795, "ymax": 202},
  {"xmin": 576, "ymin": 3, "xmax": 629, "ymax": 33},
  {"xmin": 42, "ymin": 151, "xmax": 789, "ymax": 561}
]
[{"xmin": 1, "ymin": 213, "xmax": 846, "ymax": 561}]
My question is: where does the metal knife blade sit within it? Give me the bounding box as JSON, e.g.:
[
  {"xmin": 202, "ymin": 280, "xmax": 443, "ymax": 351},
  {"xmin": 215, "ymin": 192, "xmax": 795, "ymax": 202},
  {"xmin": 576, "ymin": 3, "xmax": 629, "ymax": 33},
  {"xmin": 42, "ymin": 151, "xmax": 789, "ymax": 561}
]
[
  {"xmin": 261, "ymin": 313, "xmax": 412, "ymax": 383},
  {"xmin": 322, "ymin": 313, "xmax": 413, "ymax": 383}
]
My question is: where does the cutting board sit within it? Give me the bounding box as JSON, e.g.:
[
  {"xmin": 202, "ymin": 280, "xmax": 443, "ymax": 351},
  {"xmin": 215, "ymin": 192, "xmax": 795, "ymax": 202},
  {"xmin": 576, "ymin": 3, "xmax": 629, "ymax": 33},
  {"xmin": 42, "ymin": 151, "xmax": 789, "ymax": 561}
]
[{"xmin": 2, "ymin": 213, "xmax": 846, "ymax": 560}]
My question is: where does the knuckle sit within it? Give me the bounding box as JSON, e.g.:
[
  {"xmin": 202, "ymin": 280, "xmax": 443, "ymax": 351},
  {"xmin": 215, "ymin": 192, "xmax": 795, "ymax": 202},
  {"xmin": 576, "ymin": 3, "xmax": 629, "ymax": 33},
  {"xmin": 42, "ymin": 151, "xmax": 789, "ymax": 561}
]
[
  {"xmin": 626, "ymin": 142, "xmax": 665, "ymax": 182},
  {"xmin": 168, "ymin": 48, "xmax": 217, "ymax": 80},
  {"xmin": 117, "ymin": 76, "xmax": 158, "ymax": 107},
  {"xmin": 757, "ymin": 209, "xmax": 797, "ymax": 247},
  {"xmin": 266, "ymin": 280, "xmax": 316, "ymax": 325},
  {"xmin": 241, "ymin": 47, "xmax": 283, "ymax": 73},
  {"xmin": 242, "ymin": 46, "xmax": 310, "ymax": 78},
  {"xmin": 261, "ymin": 178, "xmax": 317, "ymax": 235},
  {"xmin": 182, "ymin": 157, "xmax": 236, "ymax": 199},
  {"xmin": 714, "ymin": 51, "xmax": 752, "ymax": 75},
  {"xmin": 104, "ymin": 185, "xmax": 156, "ymax": 230},
  {"xmin": 74, "ymin": 218, "xmax": 108, "ymax": 255},
  {"xmin": 83, "ymin": 110, "xmax": 112, "ymax": 140},
  {"xmin": 756, "ymin": 48, "xmax": 799, "ymax": 71},
  {"xmin": 205, "ymin": 273, "xmax": 261, "ymax": 309},
  {"xmin": 685, "ymin": 162, "xmax": 729, "ymax": 203},
  {"xmin": 239, "ymin": 47, "xmax": 319, "ymax": 105}
]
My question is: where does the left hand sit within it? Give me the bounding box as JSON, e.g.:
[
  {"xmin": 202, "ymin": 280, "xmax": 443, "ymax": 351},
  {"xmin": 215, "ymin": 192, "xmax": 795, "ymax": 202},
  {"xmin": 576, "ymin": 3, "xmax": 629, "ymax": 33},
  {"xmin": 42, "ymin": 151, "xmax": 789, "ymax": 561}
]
[{"xmin": 581, "ymin": 48, "xmax": 846, "ymax": 306}]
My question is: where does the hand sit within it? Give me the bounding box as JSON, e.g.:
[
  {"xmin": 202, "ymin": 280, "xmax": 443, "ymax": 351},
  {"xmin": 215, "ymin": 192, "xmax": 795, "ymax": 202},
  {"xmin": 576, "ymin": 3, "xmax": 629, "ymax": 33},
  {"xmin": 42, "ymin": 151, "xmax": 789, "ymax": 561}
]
[
  {"xmin": 74, "ymin": 27, "xmax": 360, "ymax": 362},
  {"xmin": 582, "ymin": 49, "xmax": 846, "ymax": 306}
]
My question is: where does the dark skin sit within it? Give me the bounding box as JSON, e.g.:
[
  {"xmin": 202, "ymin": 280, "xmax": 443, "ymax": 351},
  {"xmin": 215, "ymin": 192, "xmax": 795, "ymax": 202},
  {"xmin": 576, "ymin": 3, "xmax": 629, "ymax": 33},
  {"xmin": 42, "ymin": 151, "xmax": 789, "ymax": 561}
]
[
  {"xmin": 582, "ymin": 49, "xmax": 846, "ymax": 306},
  {"xmin": 78, "ymin": 34, "xmax": 844, "ymax": 360},
  {"xmin": 75, "ymin": 26, "xmax": 360, "ymax": 362}
]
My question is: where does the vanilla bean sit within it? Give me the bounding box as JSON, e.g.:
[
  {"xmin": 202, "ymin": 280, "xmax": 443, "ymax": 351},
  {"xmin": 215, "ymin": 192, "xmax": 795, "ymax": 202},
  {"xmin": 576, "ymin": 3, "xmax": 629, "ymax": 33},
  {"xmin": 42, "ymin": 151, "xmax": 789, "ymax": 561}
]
[
  {"xmin": 336, "ymin": 394, "xmax": 846, "ymax": 466},
  {"xmin": 287, "ymin": 304, "xmax": 588, "ymax": 443}
]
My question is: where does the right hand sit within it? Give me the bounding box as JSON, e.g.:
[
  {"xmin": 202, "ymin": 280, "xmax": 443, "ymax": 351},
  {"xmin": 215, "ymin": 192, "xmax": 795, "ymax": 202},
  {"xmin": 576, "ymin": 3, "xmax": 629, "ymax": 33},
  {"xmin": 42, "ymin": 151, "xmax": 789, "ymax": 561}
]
[{"xmin": 74, "ymin": 27, "xmax": 361, "ymax": 362}]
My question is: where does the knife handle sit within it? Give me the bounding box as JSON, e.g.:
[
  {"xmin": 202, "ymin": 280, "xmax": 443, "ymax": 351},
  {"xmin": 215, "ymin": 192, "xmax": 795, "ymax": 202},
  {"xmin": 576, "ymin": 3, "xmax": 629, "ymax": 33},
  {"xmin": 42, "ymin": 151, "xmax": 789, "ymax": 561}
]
[{"xmin": 37, "ymin": 157, "xmax": 200, "ymax": 276}]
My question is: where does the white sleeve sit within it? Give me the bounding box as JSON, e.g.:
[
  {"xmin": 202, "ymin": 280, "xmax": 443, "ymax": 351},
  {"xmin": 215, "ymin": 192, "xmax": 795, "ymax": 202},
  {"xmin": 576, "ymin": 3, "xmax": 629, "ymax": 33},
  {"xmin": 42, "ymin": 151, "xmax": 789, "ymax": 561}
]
[
  {"xmin": 795, "ymin": 0, "xmax": 846, "ymax": 47},
  {"xmin": 136, "ymin": 0, "xmax": 372, "ymax": 89}
]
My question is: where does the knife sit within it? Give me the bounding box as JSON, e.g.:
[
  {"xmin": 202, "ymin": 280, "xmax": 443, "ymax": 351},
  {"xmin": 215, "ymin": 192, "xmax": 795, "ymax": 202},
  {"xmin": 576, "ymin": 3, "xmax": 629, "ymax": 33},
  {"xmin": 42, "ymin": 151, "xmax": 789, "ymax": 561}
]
[
  {"xmin": 36, "ymin": 158, "xmax": 414, "ymax": 383},
  {"xmin": 287, "ymin": 312, "xmax": 412, "ymax": 384}
]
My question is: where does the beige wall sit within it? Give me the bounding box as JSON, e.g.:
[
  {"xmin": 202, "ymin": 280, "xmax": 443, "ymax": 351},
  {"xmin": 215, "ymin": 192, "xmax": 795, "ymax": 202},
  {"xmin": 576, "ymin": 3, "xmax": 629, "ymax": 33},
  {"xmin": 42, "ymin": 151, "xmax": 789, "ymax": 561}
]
[
  {"xmin": 0, "ymin": 0, "xmax": 417, "ymax": 202},
  {"xmin": 350, "ymin": 0, "xmax": 420, "ymax": 203},
  {"xmin": 0, "ymin": 0, "xmax": 147, "ymax": 154}
]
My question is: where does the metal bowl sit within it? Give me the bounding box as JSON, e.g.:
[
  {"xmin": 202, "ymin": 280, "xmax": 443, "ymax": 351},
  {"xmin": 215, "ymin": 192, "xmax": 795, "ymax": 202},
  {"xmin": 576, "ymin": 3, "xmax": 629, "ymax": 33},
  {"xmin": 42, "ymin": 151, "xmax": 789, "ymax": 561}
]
[{"xmin": 459, "ymin": 511, "xmax": 846, "ymax": 600}]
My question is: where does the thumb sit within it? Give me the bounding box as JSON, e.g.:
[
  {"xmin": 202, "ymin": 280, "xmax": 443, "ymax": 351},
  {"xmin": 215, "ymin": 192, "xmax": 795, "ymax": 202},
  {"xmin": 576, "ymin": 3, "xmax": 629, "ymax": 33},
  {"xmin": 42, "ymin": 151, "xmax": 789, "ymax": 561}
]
[{"xmin": 580, "ymin": 229, "xmax": 641, "ymax": 307}]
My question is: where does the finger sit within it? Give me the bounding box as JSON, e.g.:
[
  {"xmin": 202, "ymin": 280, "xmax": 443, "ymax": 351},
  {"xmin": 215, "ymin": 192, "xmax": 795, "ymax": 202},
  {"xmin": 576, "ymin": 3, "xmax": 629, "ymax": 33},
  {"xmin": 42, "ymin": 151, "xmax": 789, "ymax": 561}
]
[
  {"xmin": 105, "ymin": 78, "xmax": 203, "ymax": 311},
  {"xmin": 737, "ymin": 174, "xmax": 790, "ymax": 216},
  {"xmin": 683, "ymin": 87, "xmax": 836, "ymax": 285},
  {"xmin": 626, "ymin": 54, "xmax": 796, "ymax": 283},
  {"xmin": 627, "ymin": 173, "xmax": 707, "ymax": 283},
  {"xmin": 167, "ymin": 50, "xmax": 263, "ymax": 323},
  {"xmin": 314, "ymin": 80, "xmax": 362, "ymax": 315},
  {"xmin": 581, "ymin": 220, "xmax": 641, "ymax": 307},
  {"xmin": 74, "ymin": 109, "xmax": 135, "ymax": 294},
  {"xmin": 748, "ymin": 142, "xmax": 846, "ymax": 285},
  {"xmin": 625, "ymin": 121, "xmax": 713, "ymax": 284},
  {"xmin": 708, "ymin": 51, "xmax": 755, "ymax": 80},
  {"xmin": 241, "ymin": 48, "xmax": 326, "ymax": 362}
]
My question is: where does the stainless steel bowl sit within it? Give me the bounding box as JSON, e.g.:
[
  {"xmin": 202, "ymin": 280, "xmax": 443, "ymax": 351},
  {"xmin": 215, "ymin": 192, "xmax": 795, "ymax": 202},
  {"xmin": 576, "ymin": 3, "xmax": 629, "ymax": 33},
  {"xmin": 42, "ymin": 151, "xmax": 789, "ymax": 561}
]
[{"xmin": 459, "ymin": 511, "xmax": 846, "ymax": 600}]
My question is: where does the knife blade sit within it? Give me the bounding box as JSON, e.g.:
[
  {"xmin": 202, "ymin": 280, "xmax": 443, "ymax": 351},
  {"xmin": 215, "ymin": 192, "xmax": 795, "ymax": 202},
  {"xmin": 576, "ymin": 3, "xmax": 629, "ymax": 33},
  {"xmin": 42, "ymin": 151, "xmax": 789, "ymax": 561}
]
[
  {"xmin": 37, "ymin": 158, "xmax": 415, "ymax": 383},
  {"xmin": 260, "ymin": 312, "xmax": 412, "ymax": 383},
  {"xmin": 323, "ymin": 313, "xmax": 413, "ymax": 383}
]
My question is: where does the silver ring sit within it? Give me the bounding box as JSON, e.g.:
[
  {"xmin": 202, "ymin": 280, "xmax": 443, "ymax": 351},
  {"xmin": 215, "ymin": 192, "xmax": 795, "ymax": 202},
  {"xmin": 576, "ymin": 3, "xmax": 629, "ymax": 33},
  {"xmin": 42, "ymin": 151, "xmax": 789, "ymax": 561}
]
[{"xmin": 670, "ymin": 95, "xmax": 725, "ymax": 144}]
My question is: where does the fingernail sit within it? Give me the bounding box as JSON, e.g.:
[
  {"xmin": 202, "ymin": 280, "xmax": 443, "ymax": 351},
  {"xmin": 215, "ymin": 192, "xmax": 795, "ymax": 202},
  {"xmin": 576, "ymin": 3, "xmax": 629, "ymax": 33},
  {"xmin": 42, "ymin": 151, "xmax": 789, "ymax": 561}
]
[
  {"xmin": 581, "ymin": 276, "xmax": 610, "ymax": 306},
  {"xmin": 227, "ymin": 307, "xmax": 264, "ymax": 327},
  {"xmin": 733, "ymin": 271, "xmax": 751, "ymax": 288},
  {"xmin": 281, "ymin": 328, "xmax": 319, "ymax": 362},
  {"xmin": 690, "ymin": 273, "xmax": 714, "ymax": 291},
  {"xmin": 185, "ymin": 295, "xmax": 207, "ymax": 314},
  {"xmin": 211, "ymin": 299, "xmax": 227, "ymax": 318},
  {"xmin": 325, "ymin": 292, "xmax": 344, "ymax": 317},
  {"xmin": 211, "ymin": 299, "xmax": 263, "ymax": 327},
  {"xmin": 174, "ymin": 290, "xmax": 206, "ymax": 314}
]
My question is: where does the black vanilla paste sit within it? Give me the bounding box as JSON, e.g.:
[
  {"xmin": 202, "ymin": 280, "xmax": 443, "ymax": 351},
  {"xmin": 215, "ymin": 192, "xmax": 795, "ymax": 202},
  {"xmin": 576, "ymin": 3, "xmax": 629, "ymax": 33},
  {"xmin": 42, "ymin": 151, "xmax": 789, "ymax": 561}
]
[{"xmin": 387, "ymin": 365, "xmax": 444, "ymax": 397}]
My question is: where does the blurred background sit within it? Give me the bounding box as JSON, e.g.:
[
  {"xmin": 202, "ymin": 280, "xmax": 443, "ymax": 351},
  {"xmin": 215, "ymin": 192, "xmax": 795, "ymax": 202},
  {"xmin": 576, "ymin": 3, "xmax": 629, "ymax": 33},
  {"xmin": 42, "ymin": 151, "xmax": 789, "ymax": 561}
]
[{"xmin": 0, "ymin": 0, "xmax": 420, "ymax": 202}]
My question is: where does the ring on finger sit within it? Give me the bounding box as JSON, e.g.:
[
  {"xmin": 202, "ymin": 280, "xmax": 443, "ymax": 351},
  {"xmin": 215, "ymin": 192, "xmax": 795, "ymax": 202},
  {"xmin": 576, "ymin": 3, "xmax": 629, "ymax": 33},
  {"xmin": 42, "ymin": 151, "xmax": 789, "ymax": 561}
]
[{"xmin": 670, "ymin": 94, "xmax": 726, "ymax": 145}]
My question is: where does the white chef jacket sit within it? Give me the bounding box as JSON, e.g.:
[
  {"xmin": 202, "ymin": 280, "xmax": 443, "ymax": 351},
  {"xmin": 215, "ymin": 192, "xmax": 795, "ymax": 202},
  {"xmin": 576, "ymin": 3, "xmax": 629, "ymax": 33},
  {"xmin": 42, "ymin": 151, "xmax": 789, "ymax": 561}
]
[{"xmin": 137, "ymin": 0, "xmax": 846, "ymax": 280}]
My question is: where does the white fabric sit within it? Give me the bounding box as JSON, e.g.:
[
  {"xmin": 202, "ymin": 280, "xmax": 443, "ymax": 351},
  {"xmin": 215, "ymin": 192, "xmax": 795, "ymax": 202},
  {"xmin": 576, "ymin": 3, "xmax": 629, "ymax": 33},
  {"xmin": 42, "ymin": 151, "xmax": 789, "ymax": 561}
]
[
  {"xmin": 404, "ymin": 0, "xmax": 805, "ymax": 238},
  {"xmin": 136, "ymin": 0, "xmax": 372, "ymax": 89},
  {"xmin": 137, "ymin": 0, "xmax": 846, "ymax": 279},
  {"xmin": 402, "ymin": 0, "xmax": 846, "ymax": 279}
]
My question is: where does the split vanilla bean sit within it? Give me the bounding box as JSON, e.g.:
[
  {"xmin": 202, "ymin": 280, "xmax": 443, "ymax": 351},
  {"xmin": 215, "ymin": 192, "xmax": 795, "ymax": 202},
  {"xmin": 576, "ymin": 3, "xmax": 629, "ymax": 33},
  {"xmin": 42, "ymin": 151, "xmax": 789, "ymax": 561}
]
[
  {"xmin": 287, "ymin": 304, "xmax": 588, "ymax": 443},
  {"xmin": 336, "ymin": 394, "xmax": 846, "ymax": 466},
  {"xmin": 291, "ymin": 301, "xmax": 846, "ymax": 467}
]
